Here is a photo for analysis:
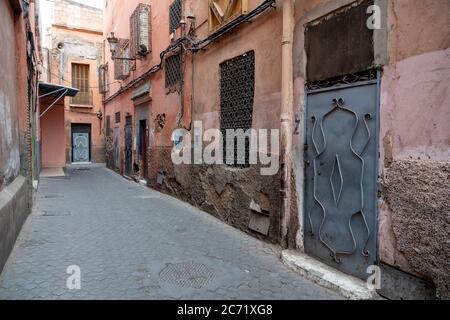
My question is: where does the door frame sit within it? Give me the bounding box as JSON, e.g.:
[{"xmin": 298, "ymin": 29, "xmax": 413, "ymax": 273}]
[
  {"xmin": 302, "ymin": 70, "xmax": 382, "ymax": 277},
  {"xmin": 139, "ymin": 119, "xmax": 148, "ymax": 180},
  {"xmin": 71, "ymin": 123, "xmax": 92, "ymax": 163},
  {"xmin": 124, "ymin": 116, "xmax": 133, "ymax": 178}
]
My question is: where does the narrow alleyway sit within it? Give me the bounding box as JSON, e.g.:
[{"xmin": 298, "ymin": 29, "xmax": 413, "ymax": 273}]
[{"xmin": 0, "ymin": 166, "xmax": 342, "ymax": 300}]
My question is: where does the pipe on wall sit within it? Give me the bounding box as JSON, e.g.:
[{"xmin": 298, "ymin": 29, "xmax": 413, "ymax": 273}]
[{"xmin": 280, "ymin": 0, "xmax": 294, "ymax": 248}]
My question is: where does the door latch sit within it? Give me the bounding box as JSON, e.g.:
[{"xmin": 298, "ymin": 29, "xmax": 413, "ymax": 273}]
[{"xmin": 294, "ymin": 113, "xmax": 301, "ymax": 135}]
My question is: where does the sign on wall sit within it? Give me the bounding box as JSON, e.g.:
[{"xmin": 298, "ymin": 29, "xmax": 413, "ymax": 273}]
[{"xmin": 208, "ymin": 0, "xmax": 248, "ymax": 33}]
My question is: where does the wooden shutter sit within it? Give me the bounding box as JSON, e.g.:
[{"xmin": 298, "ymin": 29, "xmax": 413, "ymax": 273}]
[
  {"xmin": 98, "ymin": 65, "xmax": 104, "ymax": 94},
  {"xmin": 130, "ymin": 4, "xmax": 151, "ymax": 57},
  {"xmin": 114, "ymin": 39, "xmax": 128, "ymax": 80},
  {"xmin": 72, "ymin": 63, "xmax": 90, "ymax": 105}
]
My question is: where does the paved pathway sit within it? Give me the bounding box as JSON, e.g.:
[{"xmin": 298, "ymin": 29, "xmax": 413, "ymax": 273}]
[{"xmin": 0, "ymin": 166, "xmax": 342, "ymax": 300}]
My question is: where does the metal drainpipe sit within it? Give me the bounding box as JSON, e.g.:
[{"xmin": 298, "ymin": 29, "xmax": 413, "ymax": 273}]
[{"xmin": 280, "ymin": 0, "xmax": 294, "ymax": 248}]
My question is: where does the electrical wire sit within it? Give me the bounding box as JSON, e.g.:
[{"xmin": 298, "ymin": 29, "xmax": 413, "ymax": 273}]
[
  {"xmin": 41, "ymin": 0, "xmax": 276, "ymax": 101},
  {"xmin": 40, "ymin": 63, "xmax": 121, "ymax": 89}
]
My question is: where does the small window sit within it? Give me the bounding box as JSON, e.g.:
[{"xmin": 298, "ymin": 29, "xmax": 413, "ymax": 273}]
[
  {"xmin": 130, "ymin": 4, "xmax": 151, "ymax": 56},
  {"xmin": 220, "ymin": 51, "xmax": 255, "ymax": 167},
  {"xmin": 72, "ymin": 63, "xmax": 91, "ymax": 105},
  {"xmin": 165, "ymin": 52, "xmax": 182, "ymax": 90},
  {"xmin": 115, "ymin": 112, "xmax": 121, "ymax": 124},
  {"xmin": 169, "ymin": 0, "xmax": 182, "ymax": 34}
]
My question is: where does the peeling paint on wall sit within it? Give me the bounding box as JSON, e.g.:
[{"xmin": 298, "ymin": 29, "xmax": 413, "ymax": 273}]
[{"xmin": 0, "ymin": 90, "xmax": 20, "ymax": 189}]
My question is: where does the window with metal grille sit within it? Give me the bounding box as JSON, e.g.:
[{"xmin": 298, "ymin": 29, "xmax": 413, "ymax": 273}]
[
  {"xmin": 169, "ymin": 0, "xmax": 182, "ymax": 34},
  {"xmin": 115, "ymin": 112, "xmax": 121, "ymax": 123},
  {"xmin": 165, "ymin": 52, "xmax": 182, "ymax": 89},
  {"xmin": 220, "ymin": 51, "xmax": 255, "ymax": 167},
  {"xmin": 130, "ymin": 4, "xmax": 151, "ymax": 57},
  {"xmin": 72, "ymin": 63, "xmax": 91, "ymax": 105}
]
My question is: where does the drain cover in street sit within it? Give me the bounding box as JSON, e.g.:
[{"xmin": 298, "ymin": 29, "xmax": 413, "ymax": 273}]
[
  {"xmin": 42, "ymin": 195, "xmax": 64, "ymax": 199},
  {"xmin": 159, "ymin": 262, "xmax": 215, "ymax": 289},
  {"xmin": 41, "ymin": 210, "xmax": 71, "ymax": 217}
]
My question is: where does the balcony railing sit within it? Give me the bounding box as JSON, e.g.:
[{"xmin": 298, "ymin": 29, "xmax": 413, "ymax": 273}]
[{"xmin": 70, "ymin": 89, "xmax": 93, "ymax": 106}]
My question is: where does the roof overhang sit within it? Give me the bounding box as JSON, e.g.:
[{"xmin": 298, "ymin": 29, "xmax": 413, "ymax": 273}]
[{"xmin": 39, "ymin": 82, "xmax": 79, "ymax": 97}]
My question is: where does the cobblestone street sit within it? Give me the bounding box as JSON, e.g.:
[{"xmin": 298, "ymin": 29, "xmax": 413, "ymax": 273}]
[{"xmin": 0, "ymin": 166, "xmax": 342, "ymax": 300}]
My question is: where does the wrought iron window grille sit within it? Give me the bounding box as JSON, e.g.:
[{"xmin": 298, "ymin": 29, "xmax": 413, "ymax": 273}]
[
  {"xmin": 220, "ymin": 51, "xmax": 255, "ymax": 168},
  {"xmin": 169, "ymin": 0, "xmax": 182, "ymax": 34},
  {"xmin": 305, "ymin": 69, "xmax": 378, "ymax": 92},
  {"xmin": 165, "ymin": 52, "xmax": 183, "ymax": 91}
]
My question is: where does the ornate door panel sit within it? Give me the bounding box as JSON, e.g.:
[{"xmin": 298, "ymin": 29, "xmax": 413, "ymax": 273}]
[
  {"xmin": 72, "ymin": 133, "xmax": 89, "ymax": 163},
  {"xmin": 304, "ymin": 81, "xmax": 379, "ymax": 279}
]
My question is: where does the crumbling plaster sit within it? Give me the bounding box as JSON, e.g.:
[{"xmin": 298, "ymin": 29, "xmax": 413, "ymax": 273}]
[
  {"xmin": 0, "ymin": 1, "xmax": 21, "ymax": 190},
  {"xmin": 382, "ymin": 160, "xmax": 450, "ymax": 299},
  {"xmin": 290, "ymin": 0, "xmax": 450, "ymax": 299}
]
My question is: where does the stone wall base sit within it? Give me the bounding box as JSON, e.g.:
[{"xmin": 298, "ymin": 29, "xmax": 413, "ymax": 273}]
[{"xmin": 0, "ymin": 175, "xmax": 31, "ymax": 273}]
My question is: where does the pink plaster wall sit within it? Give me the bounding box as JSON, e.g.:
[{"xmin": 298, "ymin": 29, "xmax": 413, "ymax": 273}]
[
  {"xmin": 377, "ymin": 1, "xmax": 450, "ymax": 281},
  {"xmin": 0, "ymin": 0, "xmax": 21, "ymax": 188},
  {"xmin": 40, "ymin": 102, "xmax": 66, "ymax": 168},
  {"xmin": 380, "ymin": 49, "xmax": 450, "ymax": 161},
  {"xmin": 189, "ymin": 0, "xmax": 283, "ymax": 132},
  {"xmin": 289, "ymin": 0, "xmax": 450, "ymax": 287}
]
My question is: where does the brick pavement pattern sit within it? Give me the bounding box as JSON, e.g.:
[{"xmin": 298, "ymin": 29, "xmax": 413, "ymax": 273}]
[{"xmin": 0, "ymin": 166, "xmax": 343, "ymax": 300}]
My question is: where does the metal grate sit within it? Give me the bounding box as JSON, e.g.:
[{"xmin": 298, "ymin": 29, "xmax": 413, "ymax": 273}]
[
  {"xmin": 165, "ymin": 52, "xmax": 182, "ymax": 89},
  {"xmin": 169, "ymin": 0, "xmax": 182, "ymax": 34},
  {"xmin": 306, "ymin": 69, "xmax": 377, "ymax": 92},
  {"xmin": 115, "ymin": 112, "xmax": 121, "ymax": 123},
  {"xmin": 305, "ymin": 0, "xmax": 375, "ymax": 81},
  {"xmin": 220, "ymin": 51, "xmax": 255, "ymax": 167},
  {"xmin": 159, "ymin": 262, "xmax": 215, "ymax": 289}
]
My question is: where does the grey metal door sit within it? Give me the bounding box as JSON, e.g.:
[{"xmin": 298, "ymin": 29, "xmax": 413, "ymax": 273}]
[
  {"xmin": 73, "ymin": 133, "xmax": 89, "ymax": 163},
  {"xmin": 124, "ymin": 118, "xmax": 133, "ymax": 177},
  {"xmin": 304, "ymin": 81, "xmax": 379, "ymax": 279}
]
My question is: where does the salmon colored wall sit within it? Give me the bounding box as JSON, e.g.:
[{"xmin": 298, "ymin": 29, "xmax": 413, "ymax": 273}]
[
  {"xmin": 0, "ymin": 0, "xmax": 20, "ymax": 187},
  {"xmin": 188, "ymin": 0, "xmax": 283, "ymax": 132},
  {"xmin": 289, "ymin": 0, "xmax": 450, "ymax": 287},
  {"xmin": 40, "ymin": 102, "xmax": 66, "ymax": 168},
  {"xmin": 48, "ymin": 13, "xmax": 105, "ymax": 163},
  {"xmin": 65, "ymin": 57, "xmax": 104, "ymax": 162},
  {"xmin": 103, "ymin": 0, "xmax": 189, "ymax": 175}
]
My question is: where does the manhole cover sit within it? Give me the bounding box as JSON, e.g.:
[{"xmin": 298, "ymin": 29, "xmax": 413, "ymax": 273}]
[
  {"xmin": 159, "ymin": 262, "xmax": 215, "ymax": 289},
  {"xmin": 19, "ymin": 239, "xmax": 47, "ymax": 248},
  {"xmin": 42, "ymin": 195, "xmax": 64, "ymax": 199}
]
